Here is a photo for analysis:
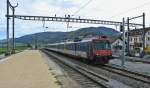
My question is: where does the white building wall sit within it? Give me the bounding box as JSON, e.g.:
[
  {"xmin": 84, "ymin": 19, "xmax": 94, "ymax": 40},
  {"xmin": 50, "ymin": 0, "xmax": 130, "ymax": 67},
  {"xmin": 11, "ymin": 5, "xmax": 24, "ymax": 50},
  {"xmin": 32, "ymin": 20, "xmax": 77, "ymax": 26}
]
[
  {"xmin": 145, "ymin": 30, "xmax": 150, "ymax": 47},
  {"xmin": 111, "ymin": 39, "xmax": 123, "ymax": 56},
  {"xmin": 111, "ymin": 39, "xmax": 123, "ymax": 47}
]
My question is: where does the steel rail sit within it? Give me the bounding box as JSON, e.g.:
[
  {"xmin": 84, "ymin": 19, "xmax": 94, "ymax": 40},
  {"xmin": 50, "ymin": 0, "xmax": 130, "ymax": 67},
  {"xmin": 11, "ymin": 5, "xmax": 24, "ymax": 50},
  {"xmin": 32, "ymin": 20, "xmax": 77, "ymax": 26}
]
[
  {"xmin": 42, "ymin": 49, "xmax": 111, "ymax": 88},
  {"xmin": 101, "ymin": 64, "xmax": 150, "ymax": 84}
]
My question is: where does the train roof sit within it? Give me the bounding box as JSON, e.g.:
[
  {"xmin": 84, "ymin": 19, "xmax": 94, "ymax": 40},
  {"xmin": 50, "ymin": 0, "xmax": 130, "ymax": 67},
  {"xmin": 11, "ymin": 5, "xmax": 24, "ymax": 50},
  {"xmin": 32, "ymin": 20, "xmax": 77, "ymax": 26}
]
[
  {"xmin": 47, "ymin": 38, "xmax": 94, "ymax": 46},
  {"xmin": 47, "ymin": 40, "xmax": 90, "ymax": 46},
  {"xmin": 47, "ymin": 36, "xmax": 110, "ymax": 46}
]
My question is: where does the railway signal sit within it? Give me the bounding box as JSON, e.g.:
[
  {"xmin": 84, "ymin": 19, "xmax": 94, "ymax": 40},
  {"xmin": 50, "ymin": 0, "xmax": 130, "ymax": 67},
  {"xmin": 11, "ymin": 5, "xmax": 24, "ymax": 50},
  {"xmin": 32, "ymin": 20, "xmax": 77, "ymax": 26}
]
[{"xmin": 120, "ymin": 24, "xmax": 124, "ymax": 32}]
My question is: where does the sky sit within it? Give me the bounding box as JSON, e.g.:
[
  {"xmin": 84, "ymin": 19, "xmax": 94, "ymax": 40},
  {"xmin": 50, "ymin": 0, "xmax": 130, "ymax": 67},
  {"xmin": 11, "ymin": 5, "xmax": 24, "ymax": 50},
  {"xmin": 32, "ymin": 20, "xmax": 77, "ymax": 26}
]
[{"xmin": 0, "ymin": 0, "xmax": 150, "ymax": 39}]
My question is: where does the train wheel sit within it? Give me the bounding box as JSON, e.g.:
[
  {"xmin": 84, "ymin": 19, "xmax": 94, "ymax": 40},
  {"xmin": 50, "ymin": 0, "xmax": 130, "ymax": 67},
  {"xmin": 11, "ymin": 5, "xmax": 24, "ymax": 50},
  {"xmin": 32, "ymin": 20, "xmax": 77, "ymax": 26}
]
[{"xmin": 82, "ymin": 59, "xmax": 91, "ymax": 64}]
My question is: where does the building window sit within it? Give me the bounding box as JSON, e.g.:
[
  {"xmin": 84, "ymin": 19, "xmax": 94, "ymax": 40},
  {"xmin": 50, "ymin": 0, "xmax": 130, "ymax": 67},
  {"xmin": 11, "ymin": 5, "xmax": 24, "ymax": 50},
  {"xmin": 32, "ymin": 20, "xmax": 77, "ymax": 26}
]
[
  {"xmin": 148, "ymin": 32, "xmax": 150, "ymax": 35},
  {"xmin": 130, "ymin": 38, "xmax": 132, "ymax": 42},
  {"xmin": 134, "ymin": 38, "xmax": 137, "ymax": 42},
  {"xmin": 147, "ymin": 37, "xmax": 150, "ymax": 41},
  {"xmin": 139, "ymin": 37, "xmax": 142, "ymax": 41}
]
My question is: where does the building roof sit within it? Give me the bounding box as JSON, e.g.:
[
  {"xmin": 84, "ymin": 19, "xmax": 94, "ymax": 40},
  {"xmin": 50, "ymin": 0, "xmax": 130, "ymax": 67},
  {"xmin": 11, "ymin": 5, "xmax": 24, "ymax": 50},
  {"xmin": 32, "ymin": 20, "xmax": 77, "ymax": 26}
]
[
  {"xmin": 109, "ymin": 36, "xmax": 123, "ymax": 44},
  {"xmin": 128, "ymin": 27, "xmax": 150, "ymax": 36}
]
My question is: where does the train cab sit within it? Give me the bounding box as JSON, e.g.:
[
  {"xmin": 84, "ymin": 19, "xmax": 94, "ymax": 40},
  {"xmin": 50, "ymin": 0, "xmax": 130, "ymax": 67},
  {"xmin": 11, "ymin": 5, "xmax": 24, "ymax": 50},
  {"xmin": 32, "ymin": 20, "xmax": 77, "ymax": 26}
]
[{"xmin": 92, "ymin": 36, "xmax": 112, "ymax": 63}]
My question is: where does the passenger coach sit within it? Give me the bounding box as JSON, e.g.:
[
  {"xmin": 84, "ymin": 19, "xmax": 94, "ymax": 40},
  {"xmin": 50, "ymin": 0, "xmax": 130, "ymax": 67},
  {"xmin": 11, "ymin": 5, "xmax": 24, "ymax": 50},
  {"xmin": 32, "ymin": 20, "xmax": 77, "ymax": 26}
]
[{"xmin": 45, "ymin": 36, "xmax": 112, "ymax": 64}]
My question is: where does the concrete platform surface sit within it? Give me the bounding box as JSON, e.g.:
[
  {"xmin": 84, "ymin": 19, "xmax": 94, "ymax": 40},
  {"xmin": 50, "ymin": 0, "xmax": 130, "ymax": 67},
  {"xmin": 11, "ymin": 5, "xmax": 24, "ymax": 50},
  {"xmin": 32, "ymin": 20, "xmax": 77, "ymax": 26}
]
[{"xmin": 0, "ymin": 50, "xmax": 61, "ymax": 88}]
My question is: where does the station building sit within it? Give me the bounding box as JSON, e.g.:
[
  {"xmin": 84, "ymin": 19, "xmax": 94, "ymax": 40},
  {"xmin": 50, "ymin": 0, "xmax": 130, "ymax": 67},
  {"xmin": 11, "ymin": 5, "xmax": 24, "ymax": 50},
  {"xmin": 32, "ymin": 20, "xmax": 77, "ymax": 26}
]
[{"xmin": 128, "ymin": 27, "xmax": 150, "ymax": 56}]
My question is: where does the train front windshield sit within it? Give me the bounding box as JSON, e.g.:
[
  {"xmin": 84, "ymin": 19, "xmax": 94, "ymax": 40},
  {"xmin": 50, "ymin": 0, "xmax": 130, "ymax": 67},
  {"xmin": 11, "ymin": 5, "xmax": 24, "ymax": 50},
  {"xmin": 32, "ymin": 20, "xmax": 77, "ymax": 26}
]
[{"xmin": 94, "ymin": 41, "xmax": 111, "ymax": 50}]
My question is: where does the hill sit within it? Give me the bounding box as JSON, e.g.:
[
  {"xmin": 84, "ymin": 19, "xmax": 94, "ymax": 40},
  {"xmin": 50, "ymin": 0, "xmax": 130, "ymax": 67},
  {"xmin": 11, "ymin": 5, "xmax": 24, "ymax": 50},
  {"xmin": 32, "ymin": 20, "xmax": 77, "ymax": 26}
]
[
  {"xmin": 15, "ymin": 26, "xmax": 120, "ymax": 44},
  {"xmin": 67, "ymin": 27, "xmax": 119, "ymax": 39},
  {"xmin": 16, "ymin": 32, "xmax": 67, "ymax": 44}
]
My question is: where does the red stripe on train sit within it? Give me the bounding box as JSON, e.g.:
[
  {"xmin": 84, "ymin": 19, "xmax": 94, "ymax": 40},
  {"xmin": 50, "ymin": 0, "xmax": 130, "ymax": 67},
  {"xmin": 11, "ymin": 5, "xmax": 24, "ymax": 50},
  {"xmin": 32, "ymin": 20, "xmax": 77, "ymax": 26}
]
[{"xmin": 94, "ymin": 50, "xmax": 112, "ymax": 56}]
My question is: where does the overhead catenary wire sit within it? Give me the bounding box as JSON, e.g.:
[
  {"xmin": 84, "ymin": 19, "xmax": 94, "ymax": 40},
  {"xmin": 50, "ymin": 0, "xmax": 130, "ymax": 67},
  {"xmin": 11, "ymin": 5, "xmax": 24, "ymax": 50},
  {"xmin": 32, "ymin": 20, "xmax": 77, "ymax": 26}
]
[
  {"xmin": 50, "ymin": 0, "xmax": 68, "ymax": 31},
  {"xmin": 107, "ymin": 1, "xmax": 150, "ymax": 19},
  {"xmin": 68, "ymin": 0, "xmax": 93, "ymax": 31},
  {"xmin": 73, "ymin": 0, "xmax": 93, "ymax": 15},
  {"xmin": 10, "ymin": 0, "xmax": 18, "ymax": 6}
]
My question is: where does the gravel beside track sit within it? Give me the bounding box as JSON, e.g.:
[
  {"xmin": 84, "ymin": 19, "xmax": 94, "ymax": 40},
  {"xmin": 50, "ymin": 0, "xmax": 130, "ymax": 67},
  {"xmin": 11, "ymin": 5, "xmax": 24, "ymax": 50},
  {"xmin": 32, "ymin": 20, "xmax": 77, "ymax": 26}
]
[
  {"xmin": 42, "ymin": 49, "xmax": 111, "ymax": 88},
  {"xmin": 42, "ymin": 49, "xmax": 135, "ymax": 88},
  {"xmin": 43, "ymin": 49, "xmax": 150, "ymax": 88}
]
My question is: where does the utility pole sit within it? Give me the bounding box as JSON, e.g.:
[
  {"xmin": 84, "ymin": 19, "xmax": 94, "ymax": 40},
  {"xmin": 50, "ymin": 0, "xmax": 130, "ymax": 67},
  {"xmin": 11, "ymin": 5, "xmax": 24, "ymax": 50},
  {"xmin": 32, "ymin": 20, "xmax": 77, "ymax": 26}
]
[
  {"xmin": 34, "ymin": 34, "xmax": 38, "ymax": 50},
  {"xmin": 122, "ymin": 18, "xmax": 125, "ymax": 67},
  {"xmin": 12, "ymin": 7, "xmax": 15, "ymax": 53},
  {"xmin": 127, "ymin": 17, "xmax": 130, "ymax": 55},
  {"xmin": 127, "ymin": 13, "xmax": 145, "ymax": 57},
  {"xmin": 142, "ymin": 13, "xmax": 145, "ymax": 57},
  {"xmin": 7, "ymin": 0, "xmax": 18, "ymax": 54},
  {"xmin": 6, "ymin": 0, "xmax": 10, "ymax": 55},
  {"xmin": 67, "ymin": 15, "xmax": 70, "ymax": 29}
]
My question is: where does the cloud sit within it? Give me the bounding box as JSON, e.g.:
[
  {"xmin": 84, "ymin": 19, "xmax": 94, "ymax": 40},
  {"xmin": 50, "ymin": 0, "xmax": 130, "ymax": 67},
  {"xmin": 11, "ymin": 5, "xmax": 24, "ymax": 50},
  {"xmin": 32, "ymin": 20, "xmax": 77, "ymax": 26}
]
[{"xmin": 0, "ymin": 0, "xmax": 150, "ymax": 40}]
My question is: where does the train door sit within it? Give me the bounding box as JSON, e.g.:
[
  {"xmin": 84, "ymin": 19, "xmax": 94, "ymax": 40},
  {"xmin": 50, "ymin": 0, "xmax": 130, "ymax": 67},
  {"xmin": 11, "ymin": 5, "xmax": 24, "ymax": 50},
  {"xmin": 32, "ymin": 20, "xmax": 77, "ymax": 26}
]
[
  {"xmin": 64, "ymin": 43, "xmax": 67, "ymax": 54},
  {"xmin": 74, "ymin": 43, "xmax": 77, "ymax": 56},
  {"xmin": 88, "ymin": 42, "xmax": 93, "ymax": 60}
]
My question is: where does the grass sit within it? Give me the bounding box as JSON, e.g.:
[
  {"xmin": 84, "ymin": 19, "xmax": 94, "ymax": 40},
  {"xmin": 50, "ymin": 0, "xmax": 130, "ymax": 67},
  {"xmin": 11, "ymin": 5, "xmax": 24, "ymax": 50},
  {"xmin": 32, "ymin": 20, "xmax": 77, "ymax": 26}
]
[
  {"xmin": 0, "ymin": 46, "xmax": 30, "ymax": 54},
  {"xmin": 15, "ymin": 46, "xmax": 29, "ymax": 52},
  {"xmin": 0, "ymin": 48, "xmax": 6, "ymax": 54}
]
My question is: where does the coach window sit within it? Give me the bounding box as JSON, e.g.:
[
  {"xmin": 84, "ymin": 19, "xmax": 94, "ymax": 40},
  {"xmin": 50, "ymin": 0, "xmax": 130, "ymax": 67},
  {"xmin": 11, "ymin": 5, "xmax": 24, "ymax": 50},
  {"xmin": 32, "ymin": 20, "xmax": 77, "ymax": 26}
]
[
  {"xmin": 77, "ymin": 44, "xmax": 80, "ymax": 50},
  {"xmin": 148, "ymin": 31, "xmax": 150, "ymax": 35}
]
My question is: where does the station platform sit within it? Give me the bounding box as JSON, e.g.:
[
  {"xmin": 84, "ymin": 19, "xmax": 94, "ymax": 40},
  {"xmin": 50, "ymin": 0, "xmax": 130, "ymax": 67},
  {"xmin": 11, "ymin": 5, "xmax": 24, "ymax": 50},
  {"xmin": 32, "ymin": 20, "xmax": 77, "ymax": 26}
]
[{"xmin": 0, "ymin": 50, "xmax": 61, "ymax": 88}]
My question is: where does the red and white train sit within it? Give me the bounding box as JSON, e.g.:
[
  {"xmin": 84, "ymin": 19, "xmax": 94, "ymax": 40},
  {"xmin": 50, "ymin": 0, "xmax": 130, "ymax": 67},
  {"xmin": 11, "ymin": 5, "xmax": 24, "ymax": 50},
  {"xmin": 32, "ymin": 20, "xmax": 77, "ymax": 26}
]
[{"xmin": 45, "ymin": 36, "xmax": 112, "ymax": 64}]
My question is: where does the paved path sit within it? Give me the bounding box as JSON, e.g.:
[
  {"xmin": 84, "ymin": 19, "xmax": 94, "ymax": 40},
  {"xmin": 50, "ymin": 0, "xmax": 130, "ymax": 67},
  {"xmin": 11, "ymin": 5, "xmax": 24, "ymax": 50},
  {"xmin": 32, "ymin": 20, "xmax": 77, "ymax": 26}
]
[
  {"xmin": 0, "ymin": 50, "xmax": 61, "ymax": 88},
  {"xmin": 0, "ymin": 54, "xmax": 5, "ymax": 60}
]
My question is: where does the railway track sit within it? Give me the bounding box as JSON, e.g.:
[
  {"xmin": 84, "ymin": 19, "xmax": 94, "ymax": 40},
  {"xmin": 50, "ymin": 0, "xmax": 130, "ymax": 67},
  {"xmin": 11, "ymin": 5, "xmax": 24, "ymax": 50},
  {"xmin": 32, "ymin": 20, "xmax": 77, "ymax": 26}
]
[
  {"xmin": 100, "ymin": 64, "xmax": 150, "ymax": 84},
  {"xmin": 42, "ymin": 49, "xmax": 150, "ymax": 88},
  {"xmin": 114, "ymin": 55, "xmax": 150, "ymax": 64},
  {"xmin": 42, "ymin": 49, "xmax": 111, "ymax": 88},
  {"xmin": 126, "ymin": 59, "xmax": 150, "ymax": 64}
]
